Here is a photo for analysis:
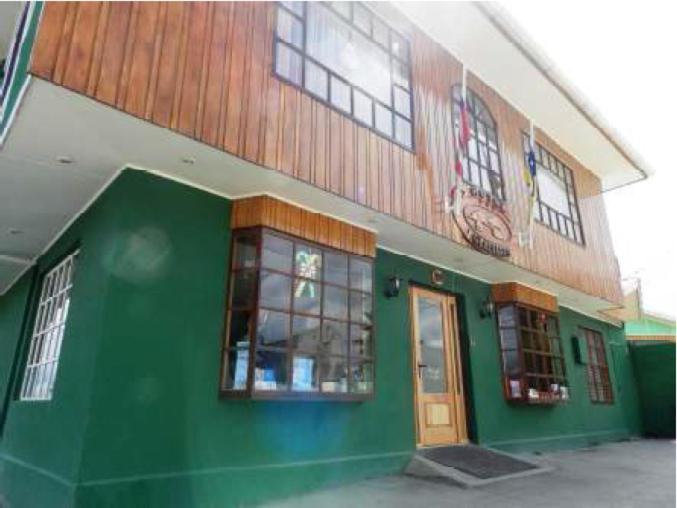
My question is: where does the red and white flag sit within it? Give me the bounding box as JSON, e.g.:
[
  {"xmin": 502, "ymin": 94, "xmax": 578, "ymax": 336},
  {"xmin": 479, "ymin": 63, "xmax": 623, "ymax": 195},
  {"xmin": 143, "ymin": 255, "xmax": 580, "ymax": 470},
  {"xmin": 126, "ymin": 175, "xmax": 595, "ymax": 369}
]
[{"xmin": 448, "ymin": 66, "xmax": 470, "ymax": 215}]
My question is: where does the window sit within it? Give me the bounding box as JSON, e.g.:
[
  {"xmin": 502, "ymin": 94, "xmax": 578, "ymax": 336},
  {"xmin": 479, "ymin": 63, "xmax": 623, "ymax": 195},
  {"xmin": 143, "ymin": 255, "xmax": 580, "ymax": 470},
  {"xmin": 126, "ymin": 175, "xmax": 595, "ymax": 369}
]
[
  {"xmin": 19, "ymin": 251, "xmax": 78, "ymax": 401},
  {"xmin": 522, "ymin": 133, "xmax": 585, "ymax": 244},
  {"xmin": 273, "ymin": 2, "xmax": 414, "ymax": 150},
  {"xmin": 496, "ymin": 304, "xmax": 569, "ymax": 404},
  {"xmin": 452, "ymin": 86, "xmax": 505, "ymax": 200},
  {"xmin": 582, "ymin": 328, "xmax": 613, "ymax": 404},
  {"xmin": 0, "ymin": 2, "xmax": 30, "ymax": 104},
  {"xmin": 221, "ymin": 228, "xmax": 374, "ymax": 400}
]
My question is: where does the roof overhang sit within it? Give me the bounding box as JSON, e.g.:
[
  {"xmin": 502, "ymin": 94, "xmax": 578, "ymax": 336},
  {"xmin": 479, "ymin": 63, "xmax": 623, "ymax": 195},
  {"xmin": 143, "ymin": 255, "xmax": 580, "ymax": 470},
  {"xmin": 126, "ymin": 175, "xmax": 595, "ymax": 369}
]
[
  {"xmin": 393, "ymin": 1, "xmax": 653, "ymax": 191},
  {"xmin": 0, "ymin": 79, "xmax": 626, "ymax": 325}
]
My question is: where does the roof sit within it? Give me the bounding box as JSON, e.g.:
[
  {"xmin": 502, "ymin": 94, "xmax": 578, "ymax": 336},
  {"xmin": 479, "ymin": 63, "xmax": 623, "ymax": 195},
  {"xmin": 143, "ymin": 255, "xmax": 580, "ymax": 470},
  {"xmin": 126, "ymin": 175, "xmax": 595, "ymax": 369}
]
[
  {"xmin": 626, "ymin": 312, "xmax": 676, "ymax": 337},
  {"xmin": 394, "ymin": 1, "xmax": 653, "ymax": 191}
]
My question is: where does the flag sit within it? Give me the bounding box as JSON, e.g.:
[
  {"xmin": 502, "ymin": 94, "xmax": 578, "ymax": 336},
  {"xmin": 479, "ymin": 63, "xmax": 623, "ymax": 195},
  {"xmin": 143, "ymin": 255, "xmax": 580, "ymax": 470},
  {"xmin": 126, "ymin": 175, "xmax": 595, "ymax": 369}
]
[
  {"xmin": 448, "ymin": 68, "xmax": 470, "ymax": 216},
  {"xmin": 521, "ymin": 123, "xmax": 538, "ymax": 248},
  {"xmin": 449, "ymin": 108, "xmax": 466, "ymax": 215}
]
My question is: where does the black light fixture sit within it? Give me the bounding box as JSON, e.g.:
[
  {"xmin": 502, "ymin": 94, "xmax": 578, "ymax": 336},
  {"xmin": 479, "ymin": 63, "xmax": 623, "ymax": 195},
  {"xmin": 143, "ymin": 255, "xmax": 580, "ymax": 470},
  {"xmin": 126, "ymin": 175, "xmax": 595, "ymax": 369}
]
[
  {"xmin": 384, "ymin": 274, "xmax": 402, "ymax": 298},
  {"xmin": 479, "ymin": 298, "xmax": 495, "ymax": 319}
]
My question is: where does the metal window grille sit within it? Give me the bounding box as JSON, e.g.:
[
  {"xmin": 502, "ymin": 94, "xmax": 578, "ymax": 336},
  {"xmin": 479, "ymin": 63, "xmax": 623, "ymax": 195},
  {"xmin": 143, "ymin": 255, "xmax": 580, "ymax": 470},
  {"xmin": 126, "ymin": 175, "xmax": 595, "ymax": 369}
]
[{"xmin": 19, "ymin": 251, "xmax": 78, "ymax": 401}]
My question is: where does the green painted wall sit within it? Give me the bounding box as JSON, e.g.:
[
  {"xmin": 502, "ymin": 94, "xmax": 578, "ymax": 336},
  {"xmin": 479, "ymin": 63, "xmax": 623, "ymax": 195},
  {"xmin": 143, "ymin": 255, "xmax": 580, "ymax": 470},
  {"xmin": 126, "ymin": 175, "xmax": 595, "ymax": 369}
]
[
  {"xmin": 0, "ymin": 165, "xmax": 131, "ymax": 507},
  {"xmin": 0, "ymin": 170, "xmax": 643, "ymax": 507},
  {"xmin": 629, "ymin": 343, "xmax": 675, "ymax": 438},
  {"xmin": 372, "ymin": 251, "xmax": 642, "ymax": 453},
  {"xmin": 71, "ymin": 171, "xmax": 412, "ymax": 506},
  {"xmin": 0, "ymin": 269, "xmax": 34, "ymax": 429},
  {"xmin": 0, "ymin": 2, "xmax": 43, "ymax": 142}
]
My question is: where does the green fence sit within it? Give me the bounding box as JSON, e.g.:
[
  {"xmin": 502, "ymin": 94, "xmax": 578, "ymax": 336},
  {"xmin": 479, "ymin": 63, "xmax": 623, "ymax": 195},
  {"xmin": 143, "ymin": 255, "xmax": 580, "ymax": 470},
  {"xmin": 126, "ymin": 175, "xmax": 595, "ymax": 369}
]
[{"xmin": 629, "ymin": 342, "xmax": 675, "ymax": 438}]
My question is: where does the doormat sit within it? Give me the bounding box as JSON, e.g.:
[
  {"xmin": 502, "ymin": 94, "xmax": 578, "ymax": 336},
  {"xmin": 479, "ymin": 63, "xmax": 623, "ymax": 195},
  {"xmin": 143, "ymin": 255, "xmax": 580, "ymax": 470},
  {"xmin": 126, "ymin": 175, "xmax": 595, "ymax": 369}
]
[{"xmin": 419, "ymin": 445, "xmax": 538, "ymax": 479}]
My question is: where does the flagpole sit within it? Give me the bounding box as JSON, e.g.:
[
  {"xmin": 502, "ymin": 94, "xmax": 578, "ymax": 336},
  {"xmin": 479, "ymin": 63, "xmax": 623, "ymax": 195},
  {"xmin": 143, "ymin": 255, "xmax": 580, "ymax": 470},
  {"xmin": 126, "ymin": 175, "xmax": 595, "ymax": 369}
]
[
  {"xmin": 528, "ymin": 119, "xmax": 536, "ymax": 248},
  {"xmin": 453, "ymin": 65, "xmax": 468, "ymax": 216}
]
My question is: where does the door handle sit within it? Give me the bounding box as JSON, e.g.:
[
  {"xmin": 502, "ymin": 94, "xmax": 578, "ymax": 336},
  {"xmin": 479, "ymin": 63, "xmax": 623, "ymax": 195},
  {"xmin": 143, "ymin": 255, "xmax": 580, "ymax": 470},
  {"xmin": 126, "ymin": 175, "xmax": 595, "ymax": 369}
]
[{"xmin": 417, "ymin": 363, "xmax": 428, "ymax": 378}]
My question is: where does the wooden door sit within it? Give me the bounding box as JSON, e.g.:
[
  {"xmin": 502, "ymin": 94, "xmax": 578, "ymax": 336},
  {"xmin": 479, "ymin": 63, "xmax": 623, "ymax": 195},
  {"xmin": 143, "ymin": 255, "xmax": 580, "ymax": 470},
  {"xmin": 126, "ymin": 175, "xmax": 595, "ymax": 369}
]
[{"xmin": 410, "ymin": 286, "xmax": 468, "ymax": 447}]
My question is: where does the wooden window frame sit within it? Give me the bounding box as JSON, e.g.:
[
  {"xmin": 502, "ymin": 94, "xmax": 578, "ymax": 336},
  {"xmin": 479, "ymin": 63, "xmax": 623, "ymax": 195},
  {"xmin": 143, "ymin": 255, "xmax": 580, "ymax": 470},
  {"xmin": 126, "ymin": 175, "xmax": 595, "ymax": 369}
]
[
  {"xmin": 220, "ymin": 227, "xmax": 376, "ymax": 401},
  {"xmin": 272, "ymin": 1, "xmax": 415, "ymax": 151},
  {"xmin": 581, "ymin": 327, "xmax": 614, "ymax": 404},
  {"xmin": 521, "ymin": 133, "xmax": 585, "ymax": 245},
  {"xmin": 496, "ymin": 302, "xmax": 569, "ymax": 405},
  {"xmin": 451, "ymin": 86, "xmax": 506, "ymax": 202}
]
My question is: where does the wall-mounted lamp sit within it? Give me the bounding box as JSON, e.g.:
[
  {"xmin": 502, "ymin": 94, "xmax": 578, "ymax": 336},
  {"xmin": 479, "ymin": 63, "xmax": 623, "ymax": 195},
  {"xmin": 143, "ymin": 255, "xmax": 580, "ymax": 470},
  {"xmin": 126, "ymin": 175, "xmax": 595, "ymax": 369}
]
[
  {"xmin": 479, "ymin": 298, "xmax": 495, "ymax": 319},
  {"xmin": 384, "ymin": 274, "xmax": 402, "ymax": 298}
]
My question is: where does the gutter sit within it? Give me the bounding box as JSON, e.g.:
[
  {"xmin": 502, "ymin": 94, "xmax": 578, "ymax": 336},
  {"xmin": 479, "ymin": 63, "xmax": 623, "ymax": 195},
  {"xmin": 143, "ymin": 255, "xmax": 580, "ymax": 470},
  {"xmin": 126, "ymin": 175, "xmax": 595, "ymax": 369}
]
[{"xmin": 476, "ymin": 3, "xmax": 651, "ymax": 192}]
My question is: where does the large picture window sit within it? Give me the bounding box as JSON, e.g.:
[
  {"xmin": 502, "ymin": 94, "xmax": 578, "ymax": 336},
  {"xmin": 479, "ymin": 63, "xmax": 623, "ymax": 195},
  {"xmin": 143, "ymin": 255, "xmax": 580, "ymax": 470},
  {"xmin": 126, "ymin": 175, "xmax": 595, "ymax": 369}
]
[
  {"xmin": 452, "ymin": 86, "xmax": 505, "ymax": 200},
  {"xmin": 522, "ymin": 134, "xmax": 585, "ymax": 244},
  {"xmin": 19, "ymin": 251, "xmax": 78, "ymax": 401},
  {"xmin": 582, "ymin": 328, "xmax": 613, "ymax": 404},
  {"xmin": 221, "ymin": 228, "xmax": 374, "ymax": 400},
  {"xmin": 274, "ymin": 1, "xmax": 414, "ymax": 149},
  {"xmin": 496, "ymin": 303, "xmax": 569, "ymax": 404}
]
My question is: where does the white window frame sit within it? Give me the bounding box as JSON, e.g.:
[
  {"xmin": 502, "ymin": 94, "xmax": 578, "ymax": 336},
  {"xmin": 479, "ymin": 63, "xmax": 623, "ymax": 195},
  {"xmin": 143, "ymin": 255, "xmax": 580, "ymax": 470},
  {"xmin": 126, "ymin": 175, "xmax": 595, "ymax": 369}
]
[{"xmin": 19, "ymin": 251, "xmax": 79, "ymax": 401}]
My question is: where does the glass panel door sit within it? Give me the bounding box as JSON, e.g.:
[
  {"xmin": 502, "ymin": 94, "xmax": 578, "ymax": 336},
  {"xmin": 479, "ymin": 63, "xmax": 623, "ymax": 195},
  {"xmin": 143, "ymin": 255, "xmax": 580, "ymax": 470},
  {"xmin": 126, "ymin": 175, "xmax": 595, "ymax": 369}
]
[{"xmin": 410, "ymin": 286, "xmax": 467, "ymax": 447}]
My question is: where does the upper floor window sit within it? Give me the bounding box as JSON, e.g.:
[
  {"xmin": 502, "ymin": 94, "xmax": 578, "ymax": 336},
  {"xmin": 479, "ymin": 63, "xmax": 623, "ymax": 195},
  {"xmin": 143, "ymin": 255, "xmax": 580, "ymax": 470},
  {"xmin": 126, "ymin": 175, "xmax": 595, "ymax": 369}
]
[
  {"xmin": 582, "ymin": 328, "xmax": 613, "ymax": 404},
  {"xmin": 497, "ymin": 303, "xmax": 569, "ymax": 404},
  {"xmin": 19, "ymin": 251, "xmax": 79, "ymax": 401},
  {"xmin": 452, "ymin": 86, "xmax": 505, "ymax": 200},
  {"xmin": 522, "ymin": 134, "xmax": 585, "ymax": 245},
  {"xmin": 274, "ymin": 2, "xmax": 414, "ymax": 150},
  {"xmin": 221, "ymin": 228, "xmax": 374, "ymax": 400},
  {"xmin": 0, "ymin": 2, "xmax": 30, "ymax": 104}
]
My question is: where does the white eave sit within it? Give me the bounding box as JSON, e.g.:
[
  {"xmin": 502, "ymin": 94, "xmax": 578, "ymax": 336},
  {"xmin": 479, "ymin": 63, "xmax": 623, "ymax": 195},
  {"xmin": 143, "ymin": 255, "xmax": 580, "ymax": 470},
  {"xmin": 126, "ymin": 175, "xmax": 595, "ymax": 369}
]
[{"xmin": 394, "ymin": 1, "xmax": 653, "ymax": 191}]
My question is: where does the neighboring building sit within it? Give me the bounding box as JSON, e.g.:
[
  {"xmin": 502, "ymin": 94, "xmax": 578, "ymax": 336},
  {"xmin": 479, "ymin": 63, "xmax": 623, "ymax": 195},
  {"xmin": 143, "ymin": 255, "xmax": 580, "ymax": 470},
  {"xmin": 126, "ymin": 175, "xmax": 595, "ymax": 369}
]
[
  {"xmin": 0, "ymin": 2, "xmax": 653, "ymax": 506},
  {"xmin": 626, "ymin": 312, "xmax": 676, "ymax": 343}
]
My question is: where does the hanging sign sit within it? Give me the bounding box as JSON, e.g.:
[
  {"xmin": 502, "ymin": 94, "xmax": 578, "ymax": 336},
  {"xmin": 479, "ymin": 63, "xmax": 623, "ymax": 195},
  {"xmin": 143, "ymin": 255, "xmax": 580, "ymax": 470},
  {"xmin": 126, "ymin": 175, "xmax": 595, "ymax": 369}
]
[{"xmin": 453, "ymin": 187, "xmax": 512, "ymax": 258}]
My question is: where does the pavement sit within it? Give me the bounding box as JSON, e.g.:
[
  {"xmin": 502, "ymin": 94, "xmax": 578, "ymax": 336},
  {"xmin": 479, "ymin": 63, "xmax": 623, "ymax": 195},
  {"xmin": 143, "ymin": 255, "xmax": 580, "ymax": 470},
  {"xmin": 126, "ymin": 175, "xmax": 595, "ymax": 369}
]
[{"xmin": 265, "ymin": 439, "xmax": 675, "ymax": 508}]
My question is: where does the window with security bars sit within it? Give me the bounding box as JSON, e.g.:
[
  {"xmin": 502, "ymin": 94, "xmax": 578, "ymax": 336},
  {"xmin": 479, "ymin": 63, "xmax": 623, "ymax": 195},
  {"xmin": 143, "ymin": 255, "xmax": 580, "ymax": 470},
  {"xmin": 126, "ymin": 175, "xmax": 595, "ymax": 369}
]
[
  {"xmin": 274, "ymin": 1, "xmax": 414, "ymax": 149},
  {"xmin": 582, "ymin": 328, "xmax": 613, "ymax": 404},
  {"xmin": 522, "ymin": 133, "xmax": 585, "ymax": 245},
  {"xmin": 496, "ymin": 303, "xmax": 569, "ymax": 404},
  {"xmin": 19, "ymin": 251, "xmax": 78, "ymax": 401},
  {"xmin": 221, "ymin": 228, "xmax": 374, "ymax": 400},
  {"xmin": 452, "ymin": 86, "xmax": 505, "ymax": 200}
]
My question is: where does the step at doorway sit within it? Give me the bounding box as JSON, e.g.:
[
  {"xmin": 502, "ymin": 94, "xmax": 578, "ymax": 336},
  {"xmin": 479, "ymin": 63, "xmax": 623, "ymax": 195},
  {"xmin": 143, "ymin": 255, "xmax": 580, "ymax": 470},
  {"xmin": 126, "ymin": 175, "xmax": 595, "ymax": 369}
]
[{"xmin": 406, "ymin": 444, "xmax": 553, "ymax": 488}]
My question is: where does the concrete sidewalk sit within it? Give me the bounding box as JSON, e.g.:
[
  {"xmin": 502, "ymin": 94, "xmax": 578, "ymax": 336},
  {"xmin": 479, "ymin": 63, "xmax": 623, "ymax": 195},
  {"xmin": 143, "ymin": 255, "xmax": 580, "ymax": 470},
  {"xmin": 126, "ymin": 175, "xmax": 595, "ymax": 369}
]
[{"xmin": 265, "ymin": 440, "xmax": 675, "ymax": 508}]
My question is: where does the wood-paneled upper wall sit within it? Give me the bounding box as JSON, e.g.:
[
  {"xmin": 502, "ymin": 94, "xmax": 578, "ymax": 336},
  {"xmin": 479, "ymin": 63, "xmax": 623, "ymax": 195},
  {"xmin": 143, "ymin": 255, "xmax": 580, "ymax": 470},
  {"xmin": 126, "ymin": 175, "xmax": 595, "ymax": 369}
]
[
  {"xmin": 231, "ymin": 196, "xmax": 376, "ymax": 258},
  {"xmin": 29, "ymin": 1, "xmax": 622, "ymax": 304}
]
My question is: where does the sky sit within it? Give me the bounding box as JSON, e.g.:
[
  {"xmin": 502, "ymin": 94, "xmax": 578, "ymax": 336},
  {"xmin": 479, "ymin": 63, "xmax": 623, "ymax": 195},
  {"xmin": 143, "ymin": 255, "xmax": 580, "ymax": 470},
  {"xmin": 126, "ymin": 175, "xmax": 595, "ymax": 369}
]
[{"xmin": 503, "ymin": 1, "xmax": 677, "ymax": 318}]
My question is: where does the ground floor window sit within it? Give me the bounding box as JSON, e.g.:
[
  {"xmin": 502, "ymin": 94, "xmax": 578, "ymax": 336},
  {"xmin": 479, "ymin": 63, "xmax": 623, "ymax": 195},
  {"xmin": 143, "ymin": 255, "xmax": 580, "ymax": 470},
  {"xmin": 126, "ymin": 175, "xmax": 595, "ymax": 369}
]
[
  {"xmin": 496, "ymin": 303, "xmax": 569, "ymax": 404},
  {"xmin": 582, "ymin": 327, "xmax": 613, "ymax": 404},
  {"xmin": 220, "ymin": 227, "xmax": 374, "ymax": 400},
  {"xmin": 19, "ymin": 251, "xmax": 78, "ymax": 401}
]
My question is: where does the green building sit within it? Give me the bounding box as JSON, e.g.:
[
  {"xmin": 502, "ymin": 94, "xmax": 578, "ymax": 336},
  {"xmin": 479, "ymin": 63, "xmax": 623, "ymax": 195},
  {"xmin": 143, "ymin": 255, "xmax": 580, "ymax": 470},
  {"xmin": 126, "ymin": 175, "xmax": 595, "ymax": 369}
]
[{"xmin": 0, "ymin": 2, "xmax": 654, "ymax": 506}]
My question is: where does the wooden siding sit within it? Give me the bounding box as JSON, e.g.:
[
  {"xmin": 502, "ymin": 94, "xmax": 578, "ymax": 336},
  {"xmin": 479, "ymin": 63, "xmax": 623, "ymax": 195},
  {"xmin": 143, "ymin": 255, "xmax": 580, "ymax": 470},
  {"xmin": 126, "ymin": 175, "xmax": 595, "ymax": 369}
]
[
  {"xmin": 29, "ymin": 1, "xmax": 622, "ymax": 304},
  {"xmin": 231, "ymin": 195, "xmax": 376, "ymax": 258},
  {"xmin": 492, "ymin": 282, "xmax": 559, "ymax": 314}
]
